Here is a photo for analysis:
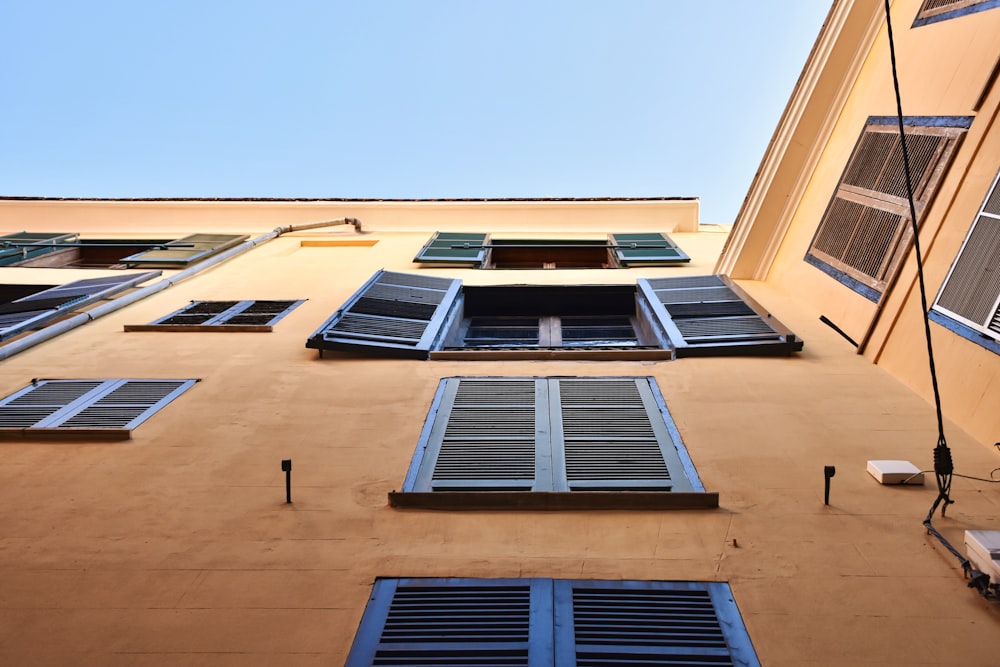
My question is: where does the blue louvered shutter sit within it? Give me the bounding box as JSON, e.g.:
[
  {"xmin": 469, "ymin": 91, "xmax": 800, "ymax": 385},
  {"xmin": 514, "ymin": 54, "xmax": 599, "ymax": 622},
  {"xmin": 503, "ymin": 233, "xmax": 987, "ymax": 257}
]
[
  {"xmin": 0, "ymin": 271, "xmax": 161, "ymax": 340},
  {"xmin": 411, "ymin": 378, "xmax": 549, "ymax": 491},
  {"xmin": 345, "ymin": 578, "xmax": 554, "ymax": 667},
  {"xmin": 306, "ymin": 270, "xmax": 461, "ymax": 359},
  {"xmin": 551, "ymin": 378, "xmax": 694, "ymax": 492},
  {"xmin": 638, "ymin": 275, "xmax": 802, "ymax": 357},
  {"xmin": 610, "ymin": 233, "xmax": 689, "ymax": 266},
  {"xmin": 414, "ymin": 232, "xmax": 489, "ymax": 266},
  {"xmin": 553, "ymin": 580, "xmax": 760, "ymax": 667},
  {"xmin": 146, "ymin": 300, "xmax": 304, "ymax": 327},
  {"xmin": 0, "ymin": 379, "xmax": 195, "ymax": 434}
]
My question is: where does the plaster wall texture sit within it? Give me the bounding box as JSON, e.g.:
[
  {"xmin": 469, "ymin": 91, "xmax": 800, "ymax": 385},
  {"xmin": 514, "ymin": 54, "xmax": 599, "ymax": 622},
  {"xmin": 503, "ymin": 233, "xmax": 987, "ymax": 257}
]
[
  {"xmin": 0, "ymin": 212, "xmax": 999, "ymax": 665},
  {"xmin": 753, "ymin": 0, "xmax": 1000, "ymax": 445}
]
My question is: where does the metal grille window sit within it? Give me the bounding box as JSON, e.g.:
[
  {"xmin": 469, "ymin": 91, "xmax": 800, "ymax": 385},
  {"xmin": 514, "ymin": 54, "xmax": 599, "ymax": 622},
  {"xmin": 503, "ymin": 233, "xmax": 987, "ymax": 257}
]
[
  {"xmin": 0, "ymin": 379, "xmax": 196, "ymax": 440},
  {"xmin": 932, "ymin": 169, "xmax": 1000, "ymax": 345},
  {"xmin": 805, "ymin": 117, "xmax": 967, "ymax": 299},
  {"xmin": 390, "ymin": 377, "xmax": 717, "ymax": 510},
  {"xmin": 913, "ymin": 0, "xmax": 999, "ymax": 26},
  {"xmin": 345, "ymin": 578, "xmax": 760, "ymax": 667},
  {"xmin": 306, "ymin": 270, "xmax": 802, "ymax": 359},
  {"xmin": 126, "ymin": 300, "xmax": 304, "ymax": 332}
]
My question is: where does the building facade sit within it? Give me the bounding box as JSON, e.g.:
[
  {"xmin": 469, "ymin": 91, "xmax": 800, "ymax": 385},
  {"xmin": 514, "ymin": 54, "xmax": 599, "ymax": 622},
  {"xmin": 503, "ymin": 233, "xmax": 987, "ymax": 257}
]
[{"xmin": 1, "ymin": 1, "xmax": 999, "ymax": 665}]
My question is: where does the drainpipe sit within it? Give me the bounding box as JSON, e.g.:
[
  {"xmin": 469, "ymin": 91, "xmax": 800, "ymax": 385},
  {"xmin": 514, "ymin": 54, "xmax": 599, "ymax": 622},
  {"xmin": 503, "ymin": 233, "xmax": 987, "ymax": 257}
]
[{"xmin": 0, "ymin": 217, "xmax": 361, "ymax": 361}]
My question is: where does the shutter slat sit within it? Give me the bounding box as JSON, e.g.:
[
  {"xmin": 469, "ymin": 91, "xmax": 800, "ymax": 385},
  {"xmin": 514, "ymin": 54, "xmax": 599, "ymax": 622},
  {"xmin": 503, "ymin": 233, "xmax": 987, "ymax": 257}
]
[
  {"xmin": 0, "ymin": 272, "xmax": 160, "ymax": 341},
  {"xmin": 638, "ymin": 276, "xmax": 800, "ymax": 356},
  {"xmin": 414, "ymin": 232, "xmax": 489, "ymax": 265},
  {"xmin": 307, "ymin": 270, "xmax": 461, "ymax": 358},
  {"xmin": 611, "ymin": 233, "xmax": 690, "ymax": 266}
]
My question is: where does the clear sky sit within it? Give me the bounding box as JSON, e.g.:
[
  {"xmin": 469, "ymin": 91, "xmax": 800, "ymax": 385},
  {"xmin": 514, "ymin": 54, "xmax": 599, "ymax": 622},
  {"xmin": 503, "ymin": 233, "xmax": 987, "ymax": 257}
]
[{"xmin": 0, "ymin": 1, "xmax": 830, "ymax": 224}]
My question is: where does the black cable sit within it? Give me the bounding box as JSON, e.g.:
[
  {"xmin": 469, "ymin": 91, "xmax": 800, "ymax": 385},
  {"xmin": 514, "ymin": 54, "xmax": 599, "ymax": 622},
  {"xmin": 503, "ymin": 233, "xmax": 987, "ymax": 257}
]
[{"xmin": 881, "ymin": 0, "xmax": 987, "ymax": 594}]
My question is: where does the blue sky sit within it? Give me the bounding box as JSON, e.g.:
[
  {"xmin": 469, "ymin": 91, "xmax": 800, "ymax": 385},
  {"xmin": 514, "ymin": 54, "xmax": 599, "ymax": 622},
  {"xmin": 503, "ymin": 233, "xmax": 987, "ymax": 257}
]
[{"xmin": 1, "ymin": 1, "xmax": 830, "ymax": 224}]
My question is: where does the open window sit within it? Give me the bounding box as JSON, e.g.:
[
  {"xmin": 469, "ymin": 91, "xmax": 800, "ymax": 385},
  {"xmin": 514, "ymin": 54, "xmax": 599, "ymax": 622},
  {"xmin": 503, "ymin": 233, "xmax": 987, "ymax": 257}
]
[
  {"xmin": 413, "ymin": 232, "xmax": 689, "ymax": 268},
  {"xmin": 389, "ymin": 376, "xmax": 716, "ymax": 510},
  {"xmin": 305, "ymin": 270, "xmax": 802, "ymax": 360},
  {"xmin": 345, "ymin": 578, "xmax": 760, "ymax": 666},
  {"xmin": 0, "ymin": 272, "xmax": 161, "ymax": 341},
  {"xmin": 0, "ymin": 232, "xmax": 248, "ymax": 269}
]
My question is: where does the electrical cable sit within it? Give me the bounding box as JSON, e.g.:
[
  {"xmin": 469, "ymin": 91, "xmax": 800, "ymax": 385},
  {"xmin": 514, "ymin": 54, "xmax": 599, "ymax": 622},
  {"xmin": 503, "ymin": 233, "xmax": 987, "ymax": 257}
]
[{"xmin": 881, "ymin": 0, "xmax": 993, "ymax": 597}]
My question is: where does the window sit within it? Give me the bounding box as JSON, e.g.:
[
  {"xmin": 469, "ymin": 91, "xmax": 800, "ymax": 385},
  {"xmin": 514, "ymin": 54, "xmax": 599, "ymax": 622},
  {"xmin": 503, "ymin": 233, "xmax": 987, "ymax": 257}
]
[
  {"xmin": 805, "ymin": 117, "xmax": 968, "ymax": 300},
  {"xmin": 305, "ymin": 270, "xmax": 802, "ymax": 360},
  {"xmin": 413, "ymin": 232, "xmax": 689, "ymax": 268},
  {"xmin": 931, "ymin": 169, "xmax": 1000, "ymax": 350},
  {"xmin": 0, "ymin": 379, "xmax": 196, "ymax": 440},
  {"xmin": 0, "ymin": 272, "xmax": 160, "ymax": 341},
  {"xmin": 389, "ymin": 376, "xmax": 717, "ymax": 510},
  {"xmin": 125, "ymin": 299, "xmax": 304, "ymax": 332},
  {"xmin": 345, "ymin": 578, "xmax": 760, "ymax": 667},
  {"xmin": 0, "ymin": 232, "xmax": 247, "ymax": 269},
  {"xmin": 913, "ymin": 0, "xmax": 1000, "ymax": 26}
]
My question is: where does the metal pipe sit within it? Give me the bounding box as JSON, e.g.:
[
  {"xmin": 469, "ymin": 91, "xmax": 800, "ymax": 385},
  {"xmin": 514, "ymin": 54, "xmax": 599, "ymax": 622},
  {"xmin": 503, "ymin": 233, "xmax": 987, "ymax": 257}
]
[{"xmin": 0, "ymin": 217, "xmax": 361, "ymax": 361}]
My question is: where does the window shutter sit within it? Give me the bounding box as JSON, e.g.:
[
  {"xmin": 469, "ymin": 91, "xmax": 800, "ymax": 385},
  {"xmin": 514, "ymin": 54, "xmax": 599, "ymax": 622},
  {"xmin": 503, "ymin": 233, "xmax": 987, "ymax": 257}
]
[
  {"xmin": 0, "ymin": 232, "xmax": 78, "ymax": 266},
  {"xmin": 807, "ymin": 120, "xmax": 966, "ymax": 293},
  {"xmin": 934, "ymin": 170, "xmax": 1000, "ymax": 341},
  {"xmin": 0, "ymin": 271, "xmax": 161, "ymax": 341},
  {"xmin": 414, "ymin": 232, "xmax": 489, "ymax": 266},
  {"xmin": 638, "ymin": 275, "xmax": 802, "ymax": 357},
  {"xmin": 610, "ymin": 232, "xmax": 689, "ymax": 266},
  {"xmin": 0, "ymin": 379, "xmax": 195, "ymax": 435},
  {"xmin": 120, "ymin": 233, "xmax": 247, "ymax": 268},
  {"xmin": 306, "ymin": 270, "xmax": 461, "ymax": 359},
  {"xmin": 345, "ymin": 578, "xmax": 552, "ymax": 667},
  {"xmin": 135, "ymin": 300, "xmax": 304, "ymax": 329},
  {"xmin": 413, "ymin": 378, "xmax": 546, "ymax": 491},
  {"xmin": 552, "ymin": 378, "xmax": 692, "ymax": 491},
  {"xmin": 553, "ymin": 580, "xmax": 760, "ymax": 667}
]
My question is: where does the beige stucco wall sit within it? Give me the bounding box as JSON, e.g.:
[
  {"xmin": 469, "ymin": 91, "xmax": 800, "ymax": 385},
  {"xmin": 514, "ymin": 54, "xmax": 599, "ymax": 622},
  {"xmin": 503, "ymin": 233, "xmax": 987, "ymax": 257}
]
[
  {"xmin": 725, "ymin": 0, "xmax": 1000, "ymax": 446},
  {"xmin": 0, "ymin": 197, "xmax": 700, "ymax": 235},
  {"xmin": 1, "ymin": 202, "xmax": 1000, "ymax": 665}
]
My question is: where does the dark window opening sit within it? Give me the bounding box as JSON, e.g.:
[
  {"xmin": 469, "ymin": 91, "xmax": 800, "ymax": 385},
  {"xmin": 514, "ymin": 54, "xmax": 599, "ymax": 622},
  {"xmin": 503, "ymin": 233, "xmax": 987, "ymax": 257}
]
[{"xmin": 488, "ymin": 240, "xmax": 613, "ymax": 269}]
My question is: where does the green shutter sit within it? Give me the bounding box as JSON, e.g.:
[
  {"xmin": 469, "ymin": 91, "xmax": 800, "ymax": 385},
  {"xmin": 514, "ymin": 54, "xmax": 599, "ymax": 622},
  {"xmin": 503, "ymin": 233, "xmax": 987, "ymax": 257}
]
[
  {"xmin": 305, "ymin": 270, "xmax": 462, "ymax": 359},
  {"xmin": 610, "ymin": 232, "xmax": 689, "ymax": 266},
  {"xmin": 414, "ymin": 232, "xmax": 488, "ymax": 266},
  {"xmin": 638, "ymin": 275, "xmax": 802, "ymax": 357},
  {"xmin": 0, "ymin": 232, "xmax": 79, "ymax": 266},
  {"xmin": 120, "ymin": 233, "xmax": 248, "ymax": 267}
]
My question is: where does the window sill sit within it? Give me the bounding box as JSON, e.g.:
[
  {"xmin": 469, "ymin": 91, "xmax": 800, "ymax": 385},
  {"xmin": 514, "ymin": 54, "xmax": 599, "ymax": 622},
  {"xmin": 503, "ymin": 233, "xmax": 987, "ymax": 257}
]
[
  {"xmin": 0, "ymin": 428, "xmax": 132, "ymax": 441},
  {"xmin": 429, "ymin": 347, "xmax": 673, "ymax": 361},
  {"xmin": 124, "ymin": 324, "xmax": 273, "ymax": 333},
  {"xmin": 928, "ymin": 310, "xmax": 1000, "ymax": 356},
  {"xmin": 388, "ymin": 490, "xmax": 719, "ymax": 510}
]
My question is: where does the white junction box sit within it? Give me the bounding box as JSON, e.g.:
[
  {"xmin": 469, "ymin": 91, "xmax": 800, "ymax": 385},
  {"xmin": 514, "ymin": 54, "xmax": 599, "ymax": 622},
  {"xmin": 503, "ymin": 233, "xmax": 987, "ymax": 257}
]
[
  {"xmin": 965, "ymin": 531, "xmax": 1000, "ymax": 585},
  {"xmin": 866, "ymin": 460, "xmax": 925, "ymax": 485}
]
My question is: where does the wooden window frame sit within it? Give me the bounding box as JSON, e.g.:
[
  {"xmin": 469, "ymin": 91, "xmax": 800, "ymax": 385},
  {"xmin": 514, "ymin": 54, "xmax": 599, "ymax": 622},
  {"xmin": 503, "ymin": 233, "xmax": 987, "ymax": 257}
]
[
  {"xmin": 932, "ymin": 169, "xmax": 1000, "ymax": 347},
  {"xmin": 0, "ymin": 379, "xmax": 197, "ymax": 441},
  {"xmin": 389, "ymin": 376, "xmax": 717, "ymax": 510},
  {"xmin": 913, "ymin": 0, "xmax": 1000, "ymax": 27},
  {"xmin": 125, "ymin": 299, "xmax": 305, "ymax": 332},
  {"xmin": 345, "ymin": 578, "xmax": 760, "ymax": 667},
  {"xmin": 805, "ymin": 117, "xmax": 968, "ymax": 300},
  {"xmin": 0, "ymin": 271, "xmax": 162, "ymax": 341}
]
